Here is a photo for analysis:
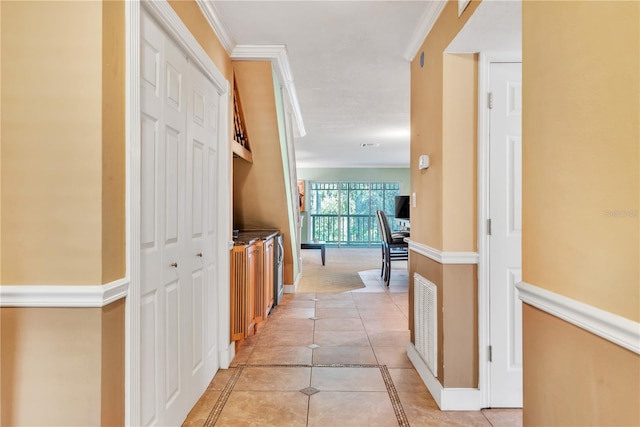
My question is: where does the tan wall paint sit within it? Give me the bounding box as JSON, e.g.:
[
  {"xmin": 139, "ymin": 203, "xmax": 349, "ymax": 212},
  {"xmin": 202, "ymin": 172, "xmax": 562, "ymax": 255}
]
[
  {"xmin": 101, "ymin": 299, "xmax": 125, "ymax": 426},
  {"xmin": 1, "ymin": 307, "xmax": 102, "ymax": 426},
  {"xmin": 523, "ymin": 305, "xmax": 640, "ymax": 426},
  {"xmin": 442, "ymin": 53, "xmax": 478, "ymax": 252},
  {"xmin": 442, "ymin": 263, "xmax": 478, "ymax": 387},
  {"xmin": 1, "ymin": 1, "xmax": 232, "ymax": 424},
  {"xmin": 1, "ymin": 0, "xmax": 104, "ymax": 285},
  {"xmin": 522, "ymin": 0, "xmax": 639, "ymax": 321},
  {"xmin": 1, "ymin": 0, "xmax": 3, "ymax": 286},
  {"xmin": 521, "ymin": 1, "xmax": 640, "ymax": 423},
  {"xmin": 102, "ymin": 0, "xmax": 126, "ymax": 284},
  {"xmin": 233, "ymin": 61, "xmax": 295, "ymax": 284},
  {"xmin": 410, "ymin": 0, "xmax": 481, "ymax": 250},
  {"xmin": 409, "ymin": 253, "xmax": 477, "ymax": 388}
]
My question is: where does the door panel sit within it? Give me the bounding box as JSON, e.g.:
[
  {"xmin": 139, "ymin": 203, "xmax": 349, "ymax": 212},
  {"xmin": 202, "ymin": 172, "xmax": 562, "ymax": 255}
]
[
  {"xmin": 164, "ymin": 280, "xmax": 180, "ymax": 404},
  {"xmin": 191, "ymin": 270, "xmax": 204, "ymax": 370},
  {"xmin": 140, "ymin": 293, "xmax": 157, "ymax": 426},
  {"xmin": 489, "ymin": 61, "xmax": 523, "ymax": 408}
]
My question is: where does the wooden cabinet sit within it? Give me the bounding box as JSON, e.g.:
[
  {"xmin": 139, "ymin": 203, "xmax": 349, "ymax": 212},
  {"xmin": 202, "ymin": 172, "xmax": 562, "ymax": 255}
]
[{"xmin": 230, "ymin": 235, "xmax": 276, "ymax": 341}]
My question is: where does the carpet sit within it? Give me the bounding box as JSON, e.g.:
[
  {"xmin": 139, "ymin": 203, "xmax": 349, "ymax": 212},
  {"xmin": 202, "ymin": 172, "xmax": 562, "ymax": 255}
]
[{"xmin": 296, "ymin": 247, "xmax": 382, "ymax": 293}]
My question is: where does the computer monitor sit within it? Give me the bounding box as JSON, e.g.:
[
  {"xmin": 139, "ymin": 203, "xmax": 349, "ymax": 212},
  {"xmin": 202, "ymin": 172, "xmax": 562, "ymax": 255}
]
[{"xmin": 394, "ymin": 195, "xmax": 410, "ymax": 220}]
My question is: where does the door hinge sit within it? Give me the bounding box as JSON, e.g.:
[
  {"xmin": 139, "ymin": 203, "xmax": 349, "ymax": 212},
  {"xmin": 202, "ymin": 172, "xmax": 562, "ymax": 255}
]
[
  {"xmin": 489, "ymin": 345, "xmax": 493, "ymax": 362},
  {"xmin": 487, "ymin": 218, "xmax": 492, "ymax": 236},
  {"xmin": 488, "ymin": 92, "xmax": 493, "ymax": 109}
]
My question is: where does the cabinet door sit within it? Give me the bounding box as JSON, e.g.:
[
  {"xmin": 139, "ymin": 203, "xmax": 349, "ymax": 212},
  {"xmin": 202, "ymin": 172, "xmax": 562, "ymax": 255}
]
[
  {"xmin": 245, "ymin": 243, "xmax": 258, "ymax": 336},
  {"xmin": 229, "ymin": 246, "xmax": 246, "ymax": 341}
]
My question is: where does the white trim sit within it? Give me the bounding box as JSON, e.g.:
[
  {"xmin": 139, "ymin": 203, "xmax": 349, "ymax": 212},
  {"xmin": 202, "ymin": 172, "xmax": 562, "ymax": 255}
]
[
  {"xmin": 0, "ymin": 279, "xmax": 129, "ymax": 307},
  {"xmin": 231, "ymin": 44, "xmax": 306, "ymax": 138},
  {"xmin": 458, "ymin": 0, "xmax": 472, "ymax": 17},
  {"xmin": 125, "ymin": 1, "xmax": 141, "ymax": 424},
  {"xmin": 403, "ymin": 1, "xmax": 447, "ymax": 61},
  {"xmin": 408, "ymin": 343, "xmax": 482, "ymax": 410},
  {"xmin": 406, "ymin": 239, "xmax": 478, "ymax": 264},
  {"xmin": 517, "ymin": 281, "xmax": 640, "ymax": 355},
  {"xmin": 195, "ymin": 0, "xmax": 235, "ymax": 54},
  {"xmin": 284, "ymin": 273, "xmax": 301, "ymax": 294},
  {"xmin": 476, "ymin": 52, "xmax": 523, "ymax": 408}
]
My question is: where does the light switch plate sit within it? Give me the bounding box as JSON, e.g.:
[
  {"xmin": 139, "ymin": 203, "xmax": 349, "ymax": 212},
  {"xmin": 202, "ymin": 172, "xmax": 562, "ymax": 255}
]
[{"xmin": 418, "ymin": 154, "xmax": 430, "ymax": 170}]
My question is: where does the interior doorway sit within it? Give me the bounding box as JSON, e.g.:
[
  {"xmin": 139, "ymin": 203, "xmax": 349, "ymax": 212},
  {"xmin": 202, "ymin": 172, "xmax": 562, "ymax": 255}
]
[{"xmin": 479, "ymin": 57, "xmax": 523, "ymax": 408}]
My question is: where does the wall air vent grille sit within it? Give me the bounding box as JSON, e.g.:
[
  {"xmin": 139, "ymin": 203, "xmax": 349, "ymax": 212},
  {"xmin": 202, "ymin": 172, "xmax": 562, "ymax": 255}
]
[{"xmin": 414, "ymin": 273, "xmax": 438, "ymax": 377}]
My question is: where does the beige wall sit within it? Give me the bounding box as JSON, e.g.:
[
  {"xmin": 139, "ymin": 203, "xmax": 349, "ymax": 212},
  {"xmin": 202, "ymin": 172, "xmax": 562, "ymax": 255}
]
[
  {"xmin": 408, "ymin": 0, "xmax": 481, "ymax": 389},
  {"xmin": 522, "ymin": 1, "xmax": 639, "ymax": 424},
  {"xmin": 2, "ymin": 0, "xmax": 104, "ymax": 285},
  {"xmin": 0, "ymin": 0, "xmax": 233, "ymax": 424},
  {"xmin": 2, "ymin": 307, "xmax": 102, "ymax": 426},
  {"xmin": 523, "ymin": 0, "xmax": 639, "ymax": 321},
  {"xmin": 442, "ymin": 53, "xmax": 477, "ymax": 252},
  {"xmin": 410, "ymin": 0, "xmax": 481, "ymax": 250},
  {"xmin": 233, "ymin": 61, "xmax": 296, "ymax": 284},
  {"xmin": 523, "ymin": 305, "xmax": 640, "ymax": 426}
]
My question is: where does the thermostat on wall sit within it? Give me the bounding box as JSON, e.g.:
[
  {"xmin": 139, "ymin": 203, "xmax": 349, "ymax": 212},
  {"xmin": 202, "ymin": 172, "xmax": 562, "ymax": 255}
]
[{"xmin": 418, "ymin": 154, "xmax": 430, "ymax": 170}]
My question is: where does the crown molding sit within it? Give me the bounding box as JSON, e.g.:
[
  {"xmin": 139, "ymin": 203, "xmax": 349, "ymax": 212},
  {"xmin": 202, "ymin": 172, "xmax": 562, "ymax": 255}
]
[
  {"xmin": 232, "ymin": 44, "xmax": 306, "ymax": 137},
  {"xmin": 406, "ymin": 239, "xmax": 479, "ymax": 265},
  {"xmin": 403, "ymin": 1, "xmax": 447, "ymax": 61},
  {"xmin": 0, "ymin": 278, "xmax": 129, "ymax": 307},
  {"xmin": 195, "ymin": 0, "xmax": 236, "ymax": 54},
  {"xmin": 517, "ymin": 281, "xmax": 640, "ymax": 355}
]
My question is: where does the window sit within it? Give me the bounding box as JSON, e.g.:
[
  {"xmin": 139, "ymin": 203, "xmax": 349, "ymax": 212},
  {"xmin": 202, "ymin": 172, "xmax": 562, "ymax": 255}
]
[{"xmin": 308, "ymin": 181, "xmax": 401, "ymax": 246}]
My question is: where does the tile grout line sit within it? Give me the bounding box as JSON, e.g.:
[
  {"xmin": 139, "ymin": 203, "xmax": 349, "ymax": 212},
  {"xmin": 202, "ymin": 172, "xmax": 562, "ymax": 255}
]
[
  {"xmin": 379, "ymin": 364, "xmax": 411, "ymax": 427},
  {"xmin": 203, "ymin": 364, "xmax": 245, "ymax": 427}
]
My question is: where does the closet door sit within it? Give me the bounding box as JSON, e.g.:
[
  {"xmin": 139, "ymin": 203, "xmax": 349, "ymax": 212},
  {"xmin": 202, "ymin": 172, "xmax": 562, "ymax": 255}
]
[
  {"xmin": 140, "ymin": 10, "xmax": 190, "ymax": 426},
  {"xmin": 185, "ymin": 60, "xmax": 220, "ymax": 394}
]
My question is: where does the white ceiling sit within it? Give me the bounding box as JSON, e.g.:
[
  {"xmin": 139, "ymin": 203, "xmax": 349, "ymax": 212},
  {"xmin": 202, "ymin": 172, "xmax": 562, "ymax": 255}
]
[{"xmin": 211, "ymin": 0, "xmax": 521, "ymax": 169}]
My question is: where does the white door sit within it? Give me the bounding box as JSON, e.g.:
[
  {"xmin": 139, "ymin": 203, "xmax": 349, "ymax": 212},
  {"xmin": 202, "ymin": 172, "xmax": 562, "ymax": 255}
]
[
  {"xmin": 185, "ymin": 60, "xmax": 220, "ymax": 393},
  {"xmin": 140, "ymin": 10, "xmax": 220, "ymax": 425},
  {"xmin": 488, "ymin": 62, "xmax": 523, "ymax": 408}
]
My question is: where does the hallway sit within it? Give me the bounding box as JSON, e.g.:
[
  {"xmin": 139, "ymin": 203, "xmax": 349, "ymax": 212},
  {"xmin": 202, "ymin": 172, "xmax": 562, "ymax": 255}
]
[{"xmin": 183, "ymin": 260, "xmax": 522, "ymax": 426}]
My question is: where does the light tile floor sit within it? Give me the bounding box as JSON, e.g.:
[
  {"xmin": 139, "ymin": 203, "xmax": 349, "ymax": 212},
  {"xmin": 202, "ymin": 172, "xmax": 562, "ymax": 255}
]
[{"xmin": 183, "ymin": 268, "xmax": 522, "ymax": 427}]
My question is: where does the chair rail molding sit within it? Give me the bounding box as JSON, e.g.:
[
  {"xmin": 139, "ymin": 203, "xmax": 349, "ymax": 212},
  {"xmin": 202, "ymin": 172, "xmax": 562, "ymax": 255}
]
[
  {"xmin": 0, "ymin": 278, "xmax": 130, "ymax": 307},
  {"xmin": 406, "ymin": 239, "xmax": 479, "ymax": 265},
  {"xmin": 517, "ymin": 281, "xmax": 640, "ymax": 355}
]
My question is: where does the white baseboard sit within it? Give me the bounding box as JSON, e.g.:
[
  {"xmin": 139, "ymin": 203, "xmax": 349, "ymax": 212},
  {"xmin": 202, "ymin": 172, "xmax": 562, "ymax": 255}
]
[
  {"xmin": 284, "ymin": 273, "xmax": 301, "ymax": 294},
  {"xmin": 407, "ymin": 343, "xmax": 482, "ymax": 410},
  {"xmin": 219, "ymin": 342, "xmax": 235, "ymax": 369}
]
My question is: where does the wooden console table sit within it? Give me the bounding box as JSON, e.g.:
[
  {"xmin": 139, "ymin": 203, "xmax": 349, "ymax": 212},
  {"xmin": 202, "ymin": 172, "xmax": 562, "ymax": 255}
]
[{"xmin": 301, "ymin": 241, "xmax": 326, "ymax": 266}]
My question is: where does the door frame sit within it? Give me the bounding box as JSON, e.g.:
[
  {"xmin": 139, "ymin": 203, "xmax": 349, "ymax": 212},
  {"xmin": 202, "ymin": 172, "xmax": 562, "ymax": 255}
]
[
  {"xmin": 125, "ymin": 1, "xmax": 232, "ymax": 424},
  {"xmin": 477, "ymin": 52, "xmax": 522, "ymax": 408}
]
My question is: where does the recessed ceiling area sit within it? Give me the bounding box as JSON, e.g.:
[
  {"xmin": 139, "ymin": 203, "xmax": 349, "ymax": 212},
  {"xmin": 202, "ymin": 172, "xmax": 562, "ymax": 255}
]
[{"xmin": 212, "ymin": 1, "xmax": 430, "ymax": 168}]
